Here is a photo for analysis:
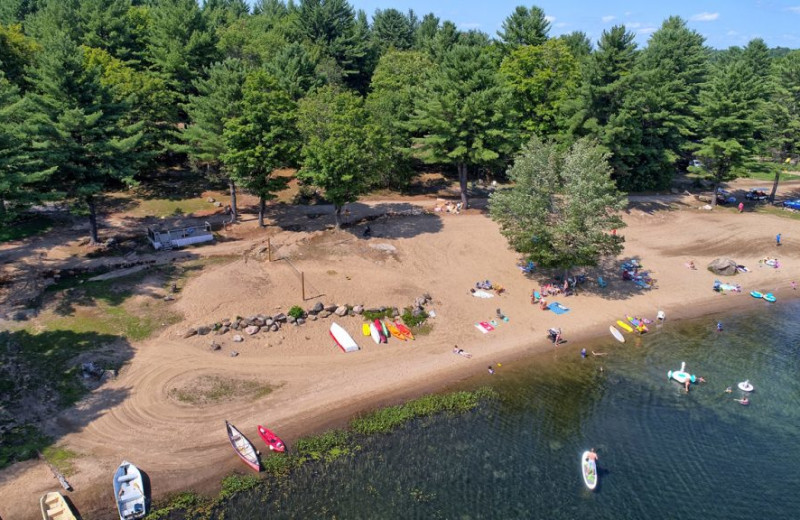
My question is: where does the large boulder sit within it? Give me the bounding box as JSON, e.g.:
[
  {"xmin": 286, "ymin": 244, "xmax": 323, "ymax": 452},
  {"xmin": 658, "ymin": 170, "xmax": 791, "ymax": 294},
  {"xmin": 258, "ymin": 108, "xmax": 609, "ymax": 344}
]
[{"xmin": 708, "ymin": 258, "xmax": 738, "ymax": 276}]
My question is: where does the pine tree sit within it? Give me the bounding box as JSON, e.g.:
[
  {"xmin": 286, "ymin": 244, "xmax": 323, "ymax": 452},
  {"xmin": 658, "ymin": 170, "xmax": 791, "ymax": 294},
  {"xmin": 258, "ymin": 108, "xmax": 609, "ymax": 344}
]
[
  {"xmin": 496, "ymin": 5, "xmax": 550, "ymax": 51},
  {"xmin": 696, "ymin": 57, "xmax": 762, "ymax": 207},
  {"xmin": 221, "ymin": 70, "xmax": 299, "ymax": 227},
  {"xmin": 180, "ymin": 58, "xmax": 248, "ymax": 219},
  {"xmin": 410, "ymin": 44, "xmax": 514, "ymax": 208},
  {"xmin": 28, "ymin": 30, "xmax": 145, "ymax": 244},
  {"xmin": 371, "ymin": 8, "xmax": 417, "ymax": 52}
]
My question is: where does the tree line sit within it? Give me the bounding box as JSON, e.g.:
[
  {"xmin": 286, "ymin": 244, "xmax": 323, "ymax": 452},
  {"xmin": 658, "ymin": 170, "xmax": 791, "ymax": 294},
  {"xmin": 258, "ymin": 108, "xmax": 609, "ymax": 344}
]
[{"xmin": 1, "ymin": 0, "xmax": 799, "ymax": 243}]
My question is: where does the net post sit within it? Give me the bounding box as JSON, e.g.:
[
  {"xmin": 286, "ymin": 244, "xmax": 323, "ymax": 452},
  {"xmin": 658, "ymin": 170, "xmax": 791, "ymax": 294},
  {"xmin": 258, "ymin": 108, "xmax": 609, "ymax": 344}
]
[{"xmin": 301, "ymin": 271, "xmax": 305, "ymax": 301}]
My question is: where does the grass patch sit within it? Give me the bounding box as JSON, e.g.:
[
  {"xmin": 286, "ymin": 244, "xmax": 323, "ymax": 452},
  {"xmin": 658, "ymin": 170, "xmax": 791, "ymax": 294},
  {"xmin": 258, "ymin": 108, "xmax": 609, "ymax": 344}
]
[
  {"xmin": 41, "ymin": 445, "xmax": 78, "ymax": 476},
  {"xmin": 294, "ymin": 429, "xmax": 354, "ymax": 463},
  {"xmin": 350, "ymin": 387, "xmax": 498, "ymax": 435},
  {"xmin": 125, "ymin": 197, "xmax": 212, "ymax": 218},
  {"xmin": 219, "ymin": 474, "xmax": 262, "ymax": 500},
  {"xmin": 0, "ymin": 424, "xmax": 50, "ymax": 469},
  {"xmin": 400, "ymin": 307, "xmax": 428, "ymax": 327},
  {"xmin": 362, "ymin": 308, "xmax": 394, "ymax": 321},
  {"xmin": 147, "ymin": 492, "xmax": 211, "ymax": 520},
  {"xmin": 411, "ymin": 322, "xmax": 434, "ymax": 336},
  {"xmin": 169, "ymin": 376, "xmax": 272, "ymax": 405},
  {"xmin": 756, "ymin": 204, "xmax": 800, "ymax": 220},
  {"xmin": 0, "ymin": 214, "xmax": 53, "ymax": 243}
]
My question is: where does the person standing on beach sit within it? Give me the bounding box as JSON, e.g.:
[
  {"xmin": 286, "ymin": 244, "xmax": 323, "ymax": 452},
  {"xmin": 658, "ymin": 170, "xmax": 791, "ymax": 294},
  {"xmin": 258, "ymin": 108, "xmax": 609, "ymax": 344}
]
[
  {"xmin": 738, "ymin": 202, "xmax": 744, "ymax": 213},
  {"xmin": 776, "ymin": 233, "xmax": 781, "ymax": 246},
  {"xmin": 488, "ymin": 366, "xmax": 495, "ymax": 375}
]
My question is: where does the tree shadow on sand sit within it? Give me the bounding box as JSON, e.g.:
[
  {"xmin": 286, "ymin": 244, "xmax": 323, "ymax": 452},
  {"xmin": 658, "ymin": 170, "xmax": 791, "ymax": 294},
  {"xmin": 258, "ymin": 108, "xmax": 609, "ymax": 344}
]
[
  {"xmin": 0, "ymin": 329, "xmax": 133, "ymax": 469},
  {"xmin": 264, "ymin": 202, "xmax": 444, "ymax": 239}
]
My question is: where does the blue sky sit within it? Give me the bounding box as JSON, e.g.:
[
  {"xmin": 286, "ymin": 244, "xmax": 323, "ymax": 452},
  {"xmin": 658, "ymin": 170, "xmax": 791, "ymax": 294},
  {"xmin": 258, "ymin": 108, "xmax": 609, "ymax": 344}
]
[{"xmin": 340, "ymin": 0, "xmax": 800, "ymax": 49}]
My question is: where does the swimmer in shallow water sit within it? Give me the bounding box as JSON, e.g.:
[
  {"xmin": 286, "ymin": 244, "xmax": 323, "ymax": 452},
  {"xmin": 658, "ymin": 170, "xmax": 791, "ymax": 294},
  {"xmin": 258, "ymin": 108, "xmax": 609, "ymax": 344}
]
[{"xmin": 735, "ymin": 397, "xmax": 749, "ymax": 405}]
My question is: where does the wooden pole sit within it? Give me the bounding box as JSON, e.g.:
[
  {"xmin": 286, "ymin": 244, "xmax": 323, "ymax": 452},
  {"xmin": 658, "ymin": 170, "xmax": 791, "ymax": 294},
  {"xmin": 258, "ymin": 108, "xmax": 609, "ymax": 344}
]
[
  {"xmin": 301, "ymin": 271, "xmax": 305, "ymax": 301},
  {"xmin": 267, "ymin": 238, "xmax": 271, "ymax": 262}
]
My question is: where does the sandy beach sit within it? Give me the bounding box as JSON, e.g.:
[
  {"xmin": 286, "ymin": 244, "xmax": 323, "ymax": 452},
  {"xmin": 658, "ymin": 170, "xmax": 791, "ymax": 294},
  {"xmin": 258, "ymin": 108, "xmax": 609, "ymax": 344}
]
[{"xmin": 2, "ymin": 181, "xmax": 799, "ymax": 519}]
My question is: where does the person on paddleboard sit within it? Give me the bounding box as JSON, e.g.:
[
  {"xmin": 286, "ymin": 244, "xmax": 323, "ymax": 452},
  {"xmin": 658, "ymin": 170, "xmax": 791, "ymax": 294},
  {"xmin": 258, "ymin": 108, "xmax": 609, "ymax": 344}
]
[{"xmin": 587, "ymin": 449, "xmax": 598, "ymax": 462}]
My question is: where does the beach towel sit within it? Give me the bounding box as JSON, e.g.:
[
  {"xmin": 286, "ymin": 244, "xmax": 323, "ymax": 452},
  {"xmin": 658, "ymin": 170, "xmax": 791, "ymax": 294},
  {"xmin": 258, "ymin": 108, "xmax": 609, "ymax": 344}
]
[
  {"xmin": 475, "ymin": 323, "xmax": 489, "ymax": 334},
  {"xmin": 472, "ymin": 290, "xmax": 494, "ymax": 298},
  {"xmin": 548, "ymin": 302, "xmax": 570, "ymax": 315}
]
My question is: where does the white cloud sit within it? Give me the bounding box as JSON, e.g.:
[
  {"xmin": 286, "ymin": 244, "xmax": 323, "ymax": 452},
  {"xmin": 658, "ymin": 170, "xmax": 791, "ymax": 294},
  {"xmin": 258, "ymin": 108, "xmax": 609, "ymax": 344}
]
[
  {"xmin": 601, "ymin": 15, "xmax": 616, "ymax": 23},
  {"xmin": 545, "ymin": 15, "xmax": 556, "ymax": 23},
  {"xmin": 788, "ymin": 6, "xmax": 800, "ymax": 13},
  {"xmin": 627, "ymin": 22, "xmax": 642, "ymax": 28},
  {"xmin": 458, "ymin": 22, "xmax": 481, "ymax": 29},
  {"xmin": 638, "ymin": 27, "xmax": 657, "ymax": 35},
  {"xmin": 554, "ymin": 22, "xmax": 568, "ymax": 28},
  {"xmin": 690, "ymin": 12, "xmax": 720, "ymax": 22}
]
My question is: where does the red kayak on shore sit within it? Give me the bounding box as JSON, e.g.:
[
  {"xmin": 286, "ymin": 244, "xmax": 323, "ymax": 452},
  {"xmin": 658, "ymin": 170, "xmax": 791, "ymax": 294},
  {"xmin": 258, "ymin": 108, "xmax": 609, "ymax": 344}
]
[{"xmin": 257, "ymin": 425, "xmax": 286, "ymax": 452}]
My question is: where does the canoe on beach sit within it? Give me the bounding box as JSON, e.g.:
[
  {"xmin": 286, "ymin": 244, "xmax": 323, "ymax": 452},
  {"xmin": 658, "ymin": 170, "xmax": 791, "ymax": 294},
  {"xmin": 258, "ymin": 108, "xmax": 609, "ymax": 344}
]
[{"xmin": 226, "ymin": 420, "xmax": 260, "ymax": 472}]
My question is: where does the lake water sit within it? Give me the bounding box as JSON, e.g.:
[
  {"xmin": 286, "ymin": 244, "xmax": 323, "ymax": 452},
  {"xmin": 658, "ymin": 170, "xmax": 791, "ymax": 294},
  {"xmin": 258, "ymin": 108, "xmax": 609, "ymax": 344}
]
[{"xmin": 217, "ymin": 300, "xmax": 800, "ymax": 519}]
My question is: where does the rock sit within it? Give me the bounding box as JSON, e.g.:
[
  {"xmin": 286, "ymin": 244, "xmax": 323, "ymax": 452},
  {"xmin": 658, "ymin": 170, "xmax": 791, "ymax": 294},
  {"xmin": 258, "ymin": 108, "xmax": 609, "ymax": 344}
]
[
  {"xmin": 297, "ymin": 317, "xmax": 305, "ymax": 325},
  {"xmin": 245, "ymin": 325, "xmax": 261, "ymax": 335},
  {"xmin": 207, "ymin": 197, "xmax": 216, "ymax": 203},
  {"xmin": 353, "ymin": 305, "xmax": 364, "ymax": 314},
  {"xmin": 334, "ymin": 306, "xmax": 348, "ymax": 317},
  {"xmin": 100, "ymin": 369, "xmax": 117, "ymax": 382},
  {"xmin": 319, "ymin": 310, "xmax": 331, "ymax": 319},
  {"xmin": 422, "ymin": 293, "xmax": 432, "ymax": 302},
  {"xmin": 230, "ymin": 350, "xmax": 239, "ymax": 357},
  {"xmin": 707, "ymin": 258, "xmax": 738, "ymax": 276},
  {"xmin": 197, "ymin": 326, "xmax": 211, "ymax": 336},
  {"xmin": 325, "ymin": 304, "xmax": 337, "ymax": 312},
  {"xmin": 274, "ymin": 313, "xmax": 287, "ymax": 323},
  {"xmin": 210, "ymin": 341, "xmax": 221, "ymax": 351},
  {"xmin": 312, "ymin": 302, "xmax": 324, "ymax": 313},
  {"xmin": 287, "ymin": 315, "xmax": 296, "ymax": 324},
  {"xmin": 366, "ymin": 307, "xmax": 381, "ymax": 314},
  {"xmin": 270, "ymin": 323, "xmax": 279, "ymax": 332},
  {"xmin": 233, "ymin": 334, "xmax": 244, "ymax": 342},
  {"xmin": 370, "ymin": 243, "xmax": 396, "ymax": 252},
  {"xmin": 701, "ymin": 204, "xmax": 713, "ymax": 211},
  {"xmin": 163, "ymin": 295, "xmax": 175, "ymax": 301},
  {"xmin": 220, "ymin": 326, "xmax": 230, "ymax": 334},
  {"xmin": 412, "ymin": 306, "xmax": 424, "ymax": 317},
  {"xmin": 264, "ymin": 318, "xmax": 274, "ymax": 327},
  {"xmin": 252, "ymin": 318, "xmax": 264, "ymax": 327},
  {"xmin": 183, "ymin": 328, "xmax": 198, "ymax": 338},
  {"xmin": 214, "ymin": 201, "xmax": 223, "ymax": 207},
  {"xmin": 392, "ymin": 308, "xmax": 400, "ymax": 317},
  {"xmin": 231, "ymin": 321, "xmax": 241, "ymax": 330}
]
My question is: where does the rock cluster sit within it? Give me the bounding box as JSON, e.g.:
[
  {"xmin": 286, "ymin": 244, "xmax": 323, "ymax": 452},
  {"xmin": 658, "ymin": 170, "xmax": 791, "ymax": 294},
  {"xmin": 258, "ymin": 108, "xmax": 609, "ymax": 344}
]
[{"xmin": 182, "ymin": 294, "xmax": 434, "ymax": 343}]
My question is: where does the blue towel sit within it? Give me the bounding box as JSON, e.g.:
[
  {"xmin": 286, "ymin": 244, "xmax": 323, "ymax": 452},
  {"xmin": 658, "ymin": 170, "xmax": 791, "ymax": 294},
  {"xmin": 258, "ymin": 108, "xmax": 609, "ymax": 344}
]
[{"xmin": 548, "ymin": 302, "xmax": 570, "ymax": 314}]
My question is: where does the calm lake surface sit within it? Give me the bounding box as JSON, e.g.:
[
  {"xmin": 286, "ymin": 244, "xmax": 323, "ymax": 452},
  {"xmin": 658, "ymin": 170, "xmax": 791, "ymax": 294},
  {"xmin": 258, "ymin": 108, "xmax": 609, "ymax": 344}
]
[{"xmin": 218, "ymin": 300, "xmax": 800, "ymax": 519}]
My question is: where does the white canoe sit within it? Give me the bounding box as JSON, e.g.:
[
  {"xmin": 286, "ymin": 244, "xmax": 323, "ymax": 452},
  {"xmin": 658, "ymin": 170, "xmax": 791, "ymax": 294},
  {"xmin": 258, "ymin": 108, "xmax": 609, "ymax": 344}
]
[
  {"xmin": 113, "ymin": 460, "xmax": 146, "ymax": 520},
  {"xmin": 330, "ymin": 322, "xmax": 359, "ymax": 352},
  {"xmin": 369, "ymin": 321, "xmax": 381, "ymax": 344},
  {"xmin": 40, "ymin": 491, "xmax": 77, "ymax": 520},
  {"xmin": 610, "ymin": 326, "xmax": 625, "ymax": 343},
  {"xmin": 581, "ymin": 451, "xmax": 598, "ymax": 490}
]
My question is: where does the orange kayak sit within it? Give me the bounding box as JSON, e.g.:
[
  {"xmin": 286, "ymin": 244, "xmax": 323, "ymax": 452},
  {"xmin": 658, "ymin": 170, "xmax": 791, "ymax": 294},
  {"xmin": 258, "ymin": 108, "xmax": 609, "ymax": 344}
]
[
  {"xmin": 384, "ymin": 320, "xmax": 407, "ymax": 341},
  {"xmin": 394, "ymin": 320, "xmax": 415, "ymax": 340}
]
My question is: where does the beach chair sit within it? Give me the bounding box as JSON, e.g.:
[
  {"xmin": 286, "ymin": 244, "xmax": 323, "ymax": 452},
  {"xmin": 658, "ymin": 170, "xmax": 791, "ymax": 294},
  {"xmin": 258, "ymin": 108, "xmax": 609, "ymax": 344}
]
[
  {"xmin": 597, "ymin": 276, "xmax": 607, "ymax": 288},
  {"xmin": 519, "ymin": 260, "xmax": 536, "ymax": 274}
]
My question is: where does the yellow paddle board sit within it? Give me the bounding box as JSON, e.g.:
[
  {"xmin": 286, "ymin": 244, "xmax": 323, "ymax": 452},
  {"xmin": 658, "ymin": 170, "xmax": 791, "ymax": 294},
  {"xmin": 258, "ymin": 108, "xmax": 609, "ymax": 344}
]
[
  {"xmin": 362, "ymin": 323, "xmax": 371, "ymax": 336},
  {"xmin": 616, "ymin": 320, "xmax": 634, "ymax": 333}
]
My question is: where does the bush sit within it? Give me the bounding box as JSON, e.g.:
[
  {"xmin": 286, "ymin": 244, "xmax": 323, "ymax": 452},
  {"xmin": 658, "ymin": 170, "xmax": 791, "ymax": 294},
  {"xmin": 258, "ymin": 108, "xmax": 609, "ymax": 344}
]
[
  {"xmin": 288, "ymin": 305, "xmax": 305, "ymax": 320},
  {"xmin": 362, "ymin": 308, "xmax": 393, "ymax": 321},
  {"xmin": 401, "ymin": 307, "xmax": 428, "ymax": 327}
]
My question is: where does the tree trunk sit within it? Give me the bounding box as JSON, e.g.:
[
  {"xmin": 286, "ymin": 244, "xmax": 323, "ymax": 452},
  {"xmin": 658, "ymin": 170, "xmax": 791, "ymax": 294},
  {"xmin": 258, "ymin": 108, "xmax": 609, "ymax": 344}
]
[
  {"xmin": 258, "ymin": 195, "xmax": 266, "ymax": 228},
  {"xmin": 333, "ymin": 205, "xmax": 343, "ymax": 229},
  {"xmin": 457, "ymin": 162, "xmax": 469, "ymax": 208},
  {"xmin": 0, "ymin": 198, "xmax": 6, "ymax": 222},
  {"xmin": 769, "ymin": 168, "xmax": 780, "ymax": 203},
  {"xmin": 229, "ymin": 179, "xmax": 238, "ymax": 221},
  {"xmin": 710, "ymin": 182, "xmax": 718, "ymax": 209},
  {"xmin": 87, "ymin": 196, "xmax": 100, "ymax": 245}
]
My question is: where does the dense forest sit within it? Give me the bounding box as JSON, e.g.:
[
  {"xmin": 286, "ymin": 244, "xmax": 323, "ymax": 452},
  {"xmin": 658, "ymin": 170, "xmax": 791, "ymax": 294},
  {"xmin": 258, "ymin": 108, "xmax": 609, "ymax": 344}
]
[{"xmin": 1, "ymin": 0, "xmax": 799, "ymax": 242}]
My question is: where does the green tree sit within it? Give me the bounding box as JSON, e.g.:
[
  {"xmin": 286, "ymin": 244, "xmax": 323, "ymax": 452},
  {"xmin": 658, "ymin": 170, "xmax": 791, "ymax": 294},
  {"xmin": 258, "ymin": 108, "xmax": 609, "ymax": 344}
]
[
  {"xmin": 371, "ymin": 8, "xmax": 417, "ymax": 52},
  {"xmin": 28, "ymin": 30, "xmax": 145, "ymax": 244},
  {"xmin": 410, "ymin": 44, "xmax": 514, "ymax": 207},
  {"xmin": 608, "ymin": 17, "xmax": 707, "ymax": 190},
  {"xmin": 366, "ymin": 49, "xmax": 433, "ymax": 187},
  {"xmin": 78, "ymin": 0, "xmax": 137, "ymax": 60},
  {"xmin": 500, "ymin": 38, "xmax": 579, "ymax": 140},
  {"xmin": 221, "ymin": 71, "xmax": 299, "ymax": 227},
  {"xmin": 496, "ymin": 5, "xmax": 550, "ymax": 51},
  {"xmin": 558, "ymin": 31, "xmax": 591, "ymax": 62},
  {"xmin": 766, "ymin": 50, "xmax": 800, "ymax": 191},
  {"xmin": 696, "ymin": 57, "xmax": 762, "ymax": 207},
  {"xmin": 0, "ymin": 73, "xmax": 53, "ymax": 221},
  {"xmin": 180, "ymin": 58, "xmax": 248, "ymax": 218},
  {"xmin": 0, "ymin": 23, "xmax": 40, "ymax": 89},
  {"xmin": 145, "ymin": 0, "xmax": 218, "ymax": 110},
  {"xmin": 489, "ymin": 137, "xmax": 625, "ymax": 274},
  {"xmin": 297, "ymin": 85, "xmax": 389, "ymax": 227},
  {"xmin": 265, "ymin": 42, "xmax": 323, "ymax": 100}
]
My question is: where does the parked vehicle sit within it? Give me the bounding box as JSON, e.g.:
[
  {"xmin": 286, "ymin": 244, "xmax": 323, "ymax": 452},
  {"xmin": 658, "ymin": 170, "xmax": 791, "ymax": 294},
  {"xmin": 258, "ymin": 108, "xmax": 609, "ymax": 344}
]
[{"xmin": 745, "ymin": 188, "xmax": 768, "ymax": 201}]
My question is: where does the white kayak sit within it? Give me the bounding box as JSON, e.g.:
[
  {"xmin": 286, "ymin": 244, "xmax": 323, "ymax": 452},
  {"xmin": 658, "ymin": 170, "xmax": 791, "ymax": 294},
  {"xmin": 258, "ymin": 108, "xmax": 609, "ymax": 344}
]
[
  {"xmin": 369, "ymin": 321, "xmax": 381, "ymax": 344},
  {"xmin": 610, "ymin": 326, "xmax": 625, "ymax": 343},
  {"xmin": 581, "ymin": 451, "xmax": 598, "ymax": 490}
]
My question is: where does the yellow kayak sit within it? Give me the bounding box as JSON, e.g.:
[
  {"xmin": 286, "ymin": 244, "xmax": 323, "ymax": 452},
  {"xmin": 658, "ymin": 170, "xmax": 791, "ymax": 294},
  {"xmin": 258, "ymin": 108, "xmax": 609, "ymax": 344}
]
[
  {"xmin": 394, "ymin": 320, "xmax": 415, "ymax": 340},
  {"xmin": 616, "ymin": 320, "xmax": 634, "ymax": 333},
  {"xmin": 362, "ymin": 323, "xmax": 371, "ymax": 336}
]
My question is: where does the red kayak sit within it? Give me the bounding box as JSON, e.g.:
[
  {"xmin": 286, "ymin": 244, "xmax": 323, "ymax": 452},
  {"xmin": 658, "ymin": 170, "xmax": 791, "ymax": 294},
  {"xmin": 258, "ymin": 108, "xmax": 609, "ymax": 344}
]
[{"xmin": 257, "ymin": 425, "xmax": 286, "ymax": 452}]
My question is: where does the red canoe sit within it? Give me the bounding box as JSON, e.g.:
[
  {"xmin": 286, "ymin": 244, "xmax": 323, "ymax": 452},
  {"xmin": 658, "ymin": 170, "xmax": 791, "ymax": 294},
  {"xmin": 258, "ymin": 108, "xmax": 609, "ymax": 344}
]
[{"xmin": 257, "ymin": 425, "xmax": 286, "ymax": 452}]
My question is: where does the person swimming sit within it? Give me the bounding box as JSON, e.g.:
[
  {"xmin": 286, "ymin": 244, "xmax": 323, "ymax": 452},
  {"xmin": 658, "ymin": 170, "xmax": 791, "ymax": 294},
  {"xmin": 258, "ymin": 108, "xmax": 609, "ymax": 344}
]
[{"xmin": 735, "ymin": 397, "xmax": 749, "ymax": 405}]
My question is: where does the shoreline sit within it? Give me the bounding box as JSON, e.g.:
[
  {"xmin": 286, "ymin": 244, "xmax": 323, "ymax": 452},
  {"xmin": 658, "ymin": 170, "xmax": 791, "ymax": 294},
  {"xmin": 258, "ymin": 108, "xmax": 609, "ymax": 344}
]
[{"xmin": 2, "ymin": 192, "xmax": 800, "ymax": 519}]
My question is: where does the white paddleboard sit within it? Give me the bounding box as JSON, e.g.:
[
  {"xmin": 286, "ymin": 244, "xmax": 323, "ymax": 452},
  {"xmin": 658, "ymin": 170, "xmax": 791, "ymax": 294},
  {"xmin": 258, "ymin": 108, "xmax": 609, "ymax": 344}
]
[
  {"xmin": 330, "ymin": 322, "xmax": 359, "ymax": 352},
  {"xmin": 581, "ymin": 451, "xmax": 598, "ymax": 490},
  {"xmin": 610, "ymin": 325, "xmax": 625, "ymax": 343},
  {"xmin": 369, "ymin": 322, "xmax": 381, "ymax": 344}
]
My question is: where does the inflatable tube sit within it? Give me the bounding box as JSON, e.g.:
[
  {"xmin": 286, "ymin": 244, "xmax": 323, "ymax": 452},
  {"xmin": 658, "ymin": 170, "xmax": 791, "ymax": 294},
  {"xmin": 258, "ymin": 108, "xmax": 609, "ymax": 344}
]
[
  {"xmin": 738, "ymin": 380, "xmax": 754, "ymax": 392},
  {"xmin": 750, "ymin": 291, "xmax": 763, "ymax": 299}
]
